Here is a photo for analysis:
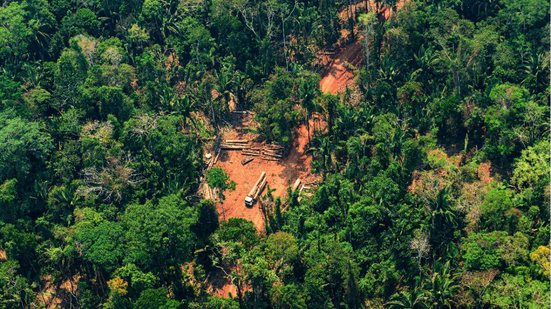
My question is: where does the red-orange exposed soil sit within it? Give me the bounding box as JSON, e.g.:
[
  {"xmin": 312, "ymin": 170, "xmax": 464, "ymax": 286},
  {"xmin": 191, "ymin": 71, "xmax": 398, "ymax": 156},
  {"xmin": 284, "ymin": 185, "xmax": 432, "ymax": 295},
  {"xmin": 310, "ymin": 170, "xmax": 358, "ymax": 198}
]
[
  {"xmin": 319, "ymin": 41, "xmax": 363, "ymax": 94},
  {"xmin": 214, "ymin": 120, "xmax": 319, "ymax": 232}
]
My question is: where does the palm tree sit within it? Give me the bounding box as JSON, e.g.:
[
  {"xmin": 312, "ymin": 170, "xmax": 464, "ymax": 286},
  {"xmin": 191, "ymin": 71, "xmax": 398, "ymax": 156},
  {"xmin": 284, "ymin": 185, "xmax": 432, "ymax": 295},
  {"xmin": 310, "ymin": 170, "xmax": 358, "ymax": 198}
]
[
  {"xmin": 522, "ymin": 52, "xmax": 548, "ymax": 92},
  {"xmin": 173, "ymin": 95, "xmax": 196, "ymax": 129},
  {"xmin": 431, "ymin": 187, "xmax": 457, "ymax": 227},
  {"xmin": 358, "ymin": 12, "xmax": 377, "ymax": 74},
  {"xmin": 298, "ymin": 70, "xmax": 319, "ymax": 144},
  {"xmin": 425, "ymin": 262, "xmax": 459, "ymax": 308},
  {"xmin": 387, "ymin": 289, "xmax": 429, "ymax": 309},
  {"xmin": 429, "ymin": 187, "xmax": 459, "ymax": 255},
  {"xmin": 309, "ymin": 136, "xmax": 333, "ymax": 177}
]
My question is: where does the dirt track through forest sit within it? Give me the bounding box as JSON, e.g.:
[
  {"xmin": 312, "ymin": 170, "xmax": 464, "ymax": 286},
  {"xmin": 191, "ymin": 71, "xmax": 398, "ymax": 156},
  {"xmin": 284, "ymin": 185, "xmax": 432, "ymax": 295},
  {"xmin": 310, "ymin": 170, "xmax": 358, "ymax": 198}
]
[{"xmin": 319, "ymin": 0, "xmax": 406, "ymax": 94}]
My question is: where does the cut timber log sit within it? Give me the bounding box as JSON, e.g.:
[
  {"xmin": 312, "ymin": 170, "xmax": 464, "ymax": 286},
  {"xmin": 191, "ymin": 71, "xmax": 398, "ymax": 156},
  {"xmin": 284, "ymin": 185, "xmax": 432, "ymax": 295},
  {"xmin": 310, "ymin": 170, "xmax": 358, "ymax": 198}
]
[
  {"xmin": 262, "ymin": 148, "xmax": 282, "ymax": 153},
  {"xmin": 209, "ymin": 149, "xmax": 221, "ymax": 168},
  {"xmin": 203, "ymin": 184, "xmax": 209, "ymax": 199},
  {"xmin": 254, "ymin": 178, "xmax": 267, "ymax": 199},
  {"xmin": 261, "ymin": 157, "xmax": 281, "ymax": 161},
  {"xmin": 213, "ymin": 149, "xmax": 221, "ymax": 163},
  {"xmin": 262, "ymin": 152, "xmax": 283, "ymax": 158},
  {"xmin": 248, "ymin": 172, "xmax": 267, "ymax": 198},
  {"xmin": 204, "ymin": 183, "xmax": 214, "ymax": 200},
  {"xmin": 241, "ymin": 157, "xmax": 254, "ymax": 165},
  {"xmin": 225, "ymin": 139, "xmax": 249, "ymax": 143},
  {"xmin": 220, "ymin": 144, "xmax": 245, "ymax": 150},
  {"xmin": 242, "ymin": 151, "xmax": 260, "ymax": 156},
  {"xmin": 262, "ymin": 151, "xmax": 283, "ymax": 157},
  {"xmin": 292, "ymin": 178, "xmax": 301, "ymax": 192}
]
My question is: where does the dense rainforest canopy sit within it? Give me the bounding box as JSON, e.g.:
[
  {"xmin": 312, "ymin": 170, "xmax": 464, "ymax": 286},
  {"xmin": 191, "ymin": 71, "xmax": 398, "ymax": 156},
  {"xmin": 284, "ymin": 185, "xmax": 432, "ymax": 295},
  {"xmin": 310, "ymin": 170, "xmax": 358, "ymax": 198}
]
[{"xmin": 0, "ymin": 0, "xmax": 549, "ymax": 308}]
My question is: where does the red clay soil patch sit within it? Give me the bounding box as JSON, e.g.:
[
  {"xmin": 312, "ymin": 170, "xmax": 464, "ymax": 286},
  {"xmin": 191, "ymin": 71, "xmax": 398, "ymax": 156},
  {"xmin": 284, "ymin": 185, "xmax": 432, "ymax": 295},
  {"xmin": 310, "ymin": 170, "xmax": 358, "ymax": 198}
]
[
  {"xmin": 338, "ymin": 1, "xmax": 392, "ymax": 22},
  {"xmin": 206, "ymin": 263, "xmax": 252, "ymax": 299},
  {"xmin": 214, "ymin": 123, "xmax": 319, "ymax": 232},
  {"xmin": 319, "ymin": 41, "xmax": 363, "ymax": 94}
]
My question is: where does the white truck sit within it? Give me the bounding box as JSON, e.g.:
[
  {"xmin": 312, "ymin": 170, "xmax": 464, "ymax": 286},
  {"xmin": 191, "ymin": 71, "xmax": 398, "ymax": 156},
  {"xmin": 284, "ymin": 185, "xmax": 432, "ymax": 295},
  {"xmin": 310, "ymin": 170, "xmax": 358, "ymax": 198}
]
[{"xmin": 245, "ymin": 172, "xmax": 267, "ymax": 207}]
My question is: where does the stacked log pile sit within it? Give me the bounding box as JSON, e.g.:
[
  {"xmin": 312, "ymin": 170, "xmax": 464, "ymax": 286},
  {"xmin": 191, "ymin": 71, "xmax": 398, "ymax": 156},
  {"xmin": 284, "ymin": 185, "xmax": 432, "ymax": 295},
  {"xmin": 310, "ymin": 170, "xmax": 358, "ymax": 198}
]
[
  {"xmin": 291, "ymin": 178, "xmax": 302, "ymax": 192},
  {"xmin": 207, "ymin": 149, "xmax": 221, "ymax": 168},
  {"xmin": 220, "ymin": 139, "xmax": 285, "ymax": 162},
  {"xmin": 242, "ymin": 148, "xmax": 261, "ymax": 156},
  {"xmin": 260, "ymin": 144, "xmax": 284, "ymax": 161}
]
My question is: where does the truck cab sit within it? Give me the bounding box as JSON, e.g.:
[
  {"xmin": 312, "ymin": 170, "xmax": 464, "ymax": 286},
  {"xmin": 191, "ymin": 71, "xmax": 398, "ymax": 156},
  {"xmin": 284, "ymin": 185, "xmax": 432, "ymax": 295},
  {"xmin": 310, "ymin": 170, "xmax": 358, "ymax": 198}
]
[{"xmin": 244, "ymin": 196, "xmax": 254, "ymax": 207}]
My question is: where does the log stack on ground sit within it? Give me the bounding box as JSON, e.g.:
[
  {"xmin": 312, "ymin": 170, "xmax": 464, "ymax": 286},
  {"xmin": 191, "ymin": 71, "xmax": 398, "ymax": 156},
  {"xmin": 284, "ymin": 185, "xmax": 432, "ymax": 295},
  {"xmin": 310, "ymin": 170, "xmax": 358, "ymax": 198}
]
[
  {"xmin": 208, "ymin": 149, "xmax": 221, "ymax": 168},
  {"xmin": 213, "ymin": 149, "xmax": 221, "ymax": 164},
  {"xmin": 220, "ymin": 139, "xmax": 284, "ymax": 162},
  {"xmin": 220, "ymin": 143, "xmax": 246, "ymax": 150},
  {"xmin": 260, "ymin": 144, "xmax": 284, "ymax": 161},
  {"xmin": 242, "ymin": 148, "xmax": 261, "ymax": 156},
  {"xmin": 248, "ymin": 172, "xmax": 266, "ymax": 198}
]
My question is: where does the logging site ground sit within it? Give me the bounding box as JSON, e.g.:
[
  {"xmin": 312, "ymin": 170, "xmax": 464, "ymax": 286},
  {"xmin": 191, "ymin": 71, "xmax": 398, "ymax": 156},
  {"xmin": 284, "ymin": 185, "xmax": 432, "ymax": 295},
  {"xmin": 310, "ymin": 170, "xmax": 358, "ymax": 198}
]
[
  {"xmin": 207, "ymin": 41, "xmax": 354, "ymax": 232},
  {"xmin": 211, "ymin": 113, "xmax": 321, "ymax": 232},
  {"xmin": 206, "ymin": 28, "xmax": 359, "ymax": 232}
]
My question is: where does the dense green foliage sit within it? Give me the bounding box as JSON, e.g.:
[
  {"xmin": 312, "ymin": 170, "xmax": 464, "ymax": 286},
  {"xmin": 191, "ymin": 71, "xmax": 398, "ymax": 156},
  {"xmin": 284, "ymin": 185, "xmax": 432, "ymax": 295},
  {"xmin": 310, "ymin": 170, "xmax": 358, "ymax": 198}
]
[{"xmin": 0, "ymin": 0, "xmax": 548, "ymax": 308}]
